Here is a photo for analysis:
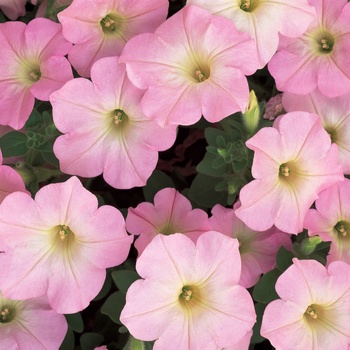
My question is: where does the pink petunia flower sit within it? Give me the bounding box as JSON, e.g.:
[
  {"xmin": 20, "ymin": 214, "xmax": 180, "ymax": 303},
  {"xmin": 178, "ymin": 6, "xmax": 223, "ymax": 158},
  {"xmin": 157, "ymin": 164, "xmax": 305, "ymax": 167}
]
[
  {"xmin": 283, "ymin": 89, "xmax": 350, "ymax": 174},
  {"xmin": 120, "ymin": 231, "xmax": 256, "ymax": 350},
  {"xmin": 304, "ymin": 179, "xmax": 350, "ymax": 265},
  {"xmin": 261, "ymin": 258, "xmax": 350, "ymax": 349},
  {"xmin": 186, "ymin": 0, "xmax": 315, "ymax": 69},
  {"xmin": 50, "ymin": 56, "xmax": 176, "ymax": 189},
  {"xmin": 126, "ymin": 187, "xmax": 212, "ymax": 256},
  {"xmin": 58, "ymin": 0, "xmax": 168, "ymax": 77},
  {"xmin": 268, "ymin": 0, "xmax": 350, "ymax": 98},
  {"xmin": 235, "ymin": 112, "xmax": 343, "ymax": 234},
  {"xmin": 210, "ymin": 204, "xmax": 291, "ymax": 288},
  {"xmin": 0, "ymin": 18, "xmax": 73, "ymax": 130},
  {"xmin": 0, "ymin": 149, "xmax": 29, "ymax": 204},
  {"xmin": 0, "ymin": 292, "xmax": 67, "ymax": 350},
  {"xmin": 0, "ymin": 0, "xmax": 26, "ymax": 20},
  {"xmin": 119, "ymin": 5, "xmax": 259, "ymax": 127},
  {"xmin": 0, "ymin": 176, "xmax": 132, "ymax": 313}
]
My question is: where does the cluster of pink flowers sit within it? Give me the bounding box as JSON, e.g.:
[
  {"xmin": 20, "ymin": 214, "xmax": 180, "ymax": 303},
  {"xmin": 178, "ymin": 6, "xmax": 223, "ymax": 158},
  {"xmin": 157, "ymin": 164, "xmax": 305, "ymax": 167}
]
[{"xmin": 0, "ymin": 0, "xmax": 350, "ymax": 349}]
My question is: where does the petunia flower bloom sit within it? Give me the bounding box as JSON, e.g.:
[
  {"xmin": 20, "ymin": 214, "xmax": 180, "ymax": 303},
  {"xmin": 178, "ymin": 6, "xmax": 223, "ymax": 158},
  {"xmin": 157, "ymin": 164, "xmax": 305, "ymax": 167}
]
[
  {"xmin": 210, "ymin": 204, "xmax": 291, "ymax": 288},
  {"xmin": 261, "ymin": 258, "xmax": 350, "ymax": 349},
  {"xmin": 58, "ymin": 0, "xmax": 168, "ymax": 77},
  {"xmin": 126, "ymin": 187, "xmax": 212, "ymax": 256},
  {"xmin": 0, "ymin": 176, "xmax": 132, "ymax": 314},
  {"xmin": 283, "ymin": 89, "xmax": 350, "ymax": 174},
  {"xmin": 186, "ymin": 0, "xmax": 315, "ymax": 69},
  {"xmin": 0, "ymin": 0, "xmax": 26, "ymax": 20},
  {"xmin": 0, "ymin": 292, "xmax": 67, "ymax": 350},
  {"xmin": 268, "ymin": 0, "xmax": 350, "ymax": 98},
  {"xmin": 0, "ymin": 149, "xmax": 29, "ymax": 204},
  {"xmin": 0, "ymin": 18, "xmax": 73, "ymax": 130},
  {"xmin": 50, "ymin": 57, "xmax": 176, "ymax": 189},
  {"xmin": 235, "ymin": 112, "xmax": 343, "ymax": 234},
  {"xmin": 119, "ymin": 5, "xmax": 259, "ymax": 127},
  {"xmin": 304, "ymin": 179, "xmax": 350, "ymax": 265},
  {"xmin": 120, "ymin": 231, "xmax": 256, "ymax": 350}
]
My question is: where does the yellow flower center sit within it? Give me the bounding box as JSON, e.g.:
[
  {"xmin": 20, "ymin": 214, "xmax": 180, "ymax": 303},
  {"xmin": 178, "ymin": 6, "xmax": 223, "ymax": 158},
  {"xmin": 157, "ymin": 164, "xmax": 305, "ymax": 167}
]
[
  {"xmin": 279, "ymin": 164, "xmax": 291, "ymax": 177},
  {"xmin": 100, "ymin": 13, "xmax": 126, "ymax": 39},
  {"xmin": 195, "ymin": 69, "xmax": 207, "ymax": 82},
  {"xmin": 179, "ymin": 285, "xmax": 202, "ymax": 311},
  {"xmin": 113, "ymin": 109, "xmax": 128, "ymax": 126},
  {"xmin": 0, "ymin": 306, "xmax": 15, "ymax": 323},
  {"xmin": 305, "ymin": 306, "xmax": 318, "ymax": 319},
  {"xmin": 240, "ymin": 0, "xmax": 258, "ymax": 12},
  {"xmin": 17, "ymin": 58, "xmax": 41, "ymax": 87},
  {"xmin": 310, "ymin": 29, "xmax": 335, "ymax": 54},
  {"xmin": 334, "ymin": 221, "xmax": 349, "ymax": 238}
]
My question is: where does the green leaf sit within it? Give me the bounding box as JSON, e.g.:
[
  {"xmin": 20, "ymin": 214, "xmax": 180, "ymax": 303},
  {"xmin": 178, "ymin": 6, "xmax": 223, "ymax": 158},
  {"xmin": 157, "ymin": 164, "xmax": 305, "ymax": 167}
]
[
  {"xmin": 0, "ymin": 131, "xmax": 28, "ymax": 157},
  {"xmin": 65, "ymin": 312, "xmax": 84, "ymax": 333},
  {"xmin": 40, "ymin": 147, "xmax": 60, "ymax": 167},
  {"xmin": 112, "ymin": 270, "xmax": 140, "ymax": 294},
  {"xmin": 276, "ymin": 246, "xmax": 294, "ymax": 272},
  {"xmin": 250, "ymin": 303, "xmax": 267, "ymax": 344},
  {"xmin": 196, "ymin": 153, "xmax": 226, "ymax": 177},
  {"xmin": 25, "ymin": 109, "xmax": 42, "ymax": 129},
  {"xmin": 253, "ymin": 269, "xmax": 281, "ymax": 303},
  {"xmin": 142, "ymin": 170, "xmax": 175, "ymax": 202},
  {"xmin": 59, "ymin": 328, "xmax": 75, "ymax": 350},
  {"xmin": 204, "ymin": 127, "xmax": 229, "ymax": 146},
  {"xmin": 93, "ymin": 271, "xmax": 112, "ymax": 301},
  {"xmin": 189, "ymin": 173, "xmax": 227, "ymax": 208},
  {"xmin": 80, "ymin": 332, "xmax": 104, "ymax": 350},
  {"xmin": 101, "ymin": 291, "xmax": 126, "ymax": 324}
]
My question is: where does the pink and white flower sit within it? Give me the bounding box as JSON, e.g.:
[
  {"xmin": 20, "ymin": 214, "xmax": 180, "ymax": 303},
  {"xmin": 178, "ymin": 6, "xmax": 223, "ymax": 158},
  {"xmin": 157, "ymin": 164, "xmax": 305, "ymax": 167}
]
[
  {"xmin": 304, "ymin": 179, "xmax": 350, "ymax": 265},
  {"xmin": 0, "ymin": 18, "xmax": 72, "ymax": 130},
  {"xmin": 119, "ymin": 5, "xmax": 259, "ymax": 127},
  {"xmin": 261, "ymin": 258, "xmax": 350, "ymax": 349},
  {"xmin": 211, "ymin": 204, "xmax": 291, "ymax": 288},
  {"xmin": 283, "ymin": 89, "xmax": 350, "ymax": 174},
  {"xmin": 235, "ymin": 112, "xmax": 343, "ymax": 234},
  {"xmin": 0, "ymin": 292, "xmax": 67, "ymax": 350},
  {"xmin": 120, "ymin": 231, "xmax": 256, "ymax": 350},
  {"xmin": 0, "ymin": 176, "xmax": 132, "ymax": 313},
  {"xmin": 51, "ymin": 57, "xmax": 176, "ymax": 189},
  {"xmin": 186, "ymin": 0, "xmax": 315, "ymax": 68},
  {"xmin": 126, "ymin": 187, "xmax": 212, "ymax": 256},
  {"xmin": 58, "ymin": 0, "xmax": 168, "ymax": 77},
  {"xmin": 269, "ymin": 0, "xmax": 350, "ymax": 98}
]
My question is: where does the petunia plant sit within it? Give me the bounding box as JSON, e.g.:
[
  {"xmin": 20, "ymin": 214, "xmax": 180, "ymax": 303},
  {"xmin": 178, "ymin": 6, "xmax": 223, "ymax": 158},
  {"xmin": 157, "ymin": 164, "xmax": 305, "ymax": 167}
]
[{"xmin": 0, "ymin": 1, "xmax": 349, "ymax": 349}]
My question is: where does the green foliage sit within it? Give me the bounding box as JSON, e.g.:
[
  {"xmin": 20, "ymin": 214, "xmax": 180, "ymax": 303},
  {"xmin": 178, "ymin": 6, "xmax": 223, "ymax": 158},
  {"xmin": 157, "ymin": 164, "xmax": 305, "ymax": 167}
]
[
  {"xmin": 80, "ymin": 332, "xmax": 104, "ymax": 350},
  {"xmin": 142, "ymin": 170, "xmax": 175, "ymax": 202},
  {"xmin": 112, "ymin": 270, "xmax": 140, "ymax": 294},
  {"xmin": 59, "ymin": 328, "xmax": 75, "ymax": 350},
  {"xmin": 0, "ymin": 131, "xmax": 28, "ymax": 157},
  {"xmin": 253, "ymin": 269, "xmax": 282, "ymax": 304},
  {"xmin": 65, "ymin": 312, "xmax": 84, "ymax": 333},
  {"xmin": 293, "ymin": 232, "xmax": 331, "ymax": 265},
  {"xmin": 101, "ymin": 291, "xmax": 126, "ymax": 325},
  {"xmin": 250, "ymin": 303, "xmax": 267, "ymax": 344},
  {"xmin": 190, "ymin": 113, "xmax": 254, "ymax": 207},
  {"xmin": 276, "ymin": 246, "xmax": 294, "ymax": 272}
]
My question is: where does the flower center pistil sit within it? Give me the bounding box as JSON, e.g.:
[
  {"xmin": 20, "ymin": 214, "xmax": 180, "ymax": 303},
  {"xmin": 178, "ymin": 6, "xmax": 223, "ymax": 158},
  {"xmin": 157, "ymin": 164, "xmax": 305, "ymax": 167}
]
[
  {"xmin": 29, "ymin": 70, "xmax": 41, "ymax": 82},
  {"xmin": 279, "ymin": 164, "xmax": 290, "ymax": 177},
  {"xmin": 195, "ymin": 69, "xmax": 207, "ymax": 82},
  {"xmin": 113, "ymin": 109, "xmax": 127, "ymax": 125},
  {"xmin": 59, "ymin": 225, "xmax": 72, "ymax": 240},
  {"xmin": 241, "ymin": 0, "xmax": 251, "ymax": 11},
  {"xmin": 181, "ymin": 287, "xmax": 193, "ymax": 301},
  {"xmin": 334, "ymin": 221, "xmax": 349, "ymax": 237},
  {"xmin": 101, "ymin": 15, "xmax": 116, "ymax": 32},
  {"xmin": 0, "ymin": 305, "xmax": 15, "ymax": 323},
  {"xmin": 305, "ymin": 306, "xmax": 317, "ymax": 319}
]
